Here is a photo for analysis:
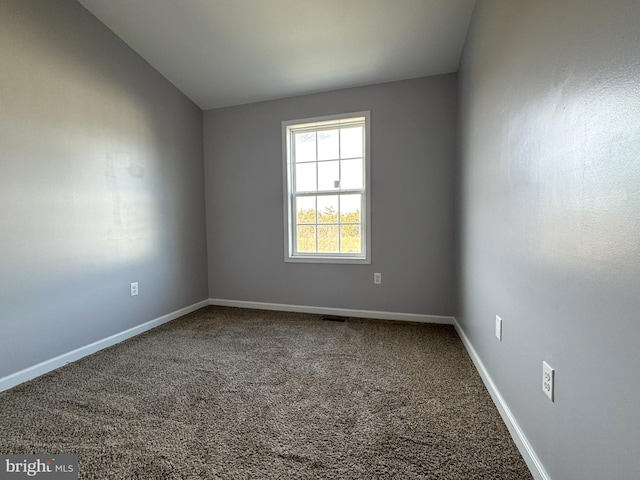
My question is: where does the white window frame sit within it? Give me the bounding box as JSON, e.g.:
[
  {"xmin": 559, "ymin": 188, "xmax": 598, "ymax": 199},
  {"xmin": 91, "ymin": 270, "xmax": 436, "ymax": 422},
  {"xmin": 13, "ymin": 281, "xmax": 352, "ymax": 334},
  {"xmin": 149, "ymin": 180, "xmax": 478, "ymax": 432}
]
[{"xmin": 282, "ymin": 111, "xmax": 371, "ymax": 264}]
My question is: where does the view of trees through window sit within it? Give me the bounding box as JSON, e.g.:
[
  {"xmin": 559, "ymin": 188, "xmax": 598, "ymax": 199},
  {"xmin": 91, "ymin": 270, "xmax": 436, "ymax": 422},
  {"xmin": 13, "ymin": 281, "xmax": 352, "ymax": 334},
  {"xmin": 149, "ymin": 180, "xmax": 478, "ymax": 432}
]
[{"xmin": 296, "ymin": 195, "xmax": 361, "ymax": 253}]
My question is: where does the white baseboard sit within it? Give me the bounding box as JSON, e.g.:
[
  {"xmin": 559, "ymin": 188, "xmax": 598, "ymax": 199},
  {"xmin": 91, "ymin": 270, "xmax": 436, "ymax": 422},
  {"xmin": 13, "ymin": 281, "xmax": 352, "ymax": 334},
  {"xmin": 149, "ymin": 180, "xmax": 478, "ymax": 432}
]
[
  {"xmin": 0, "ymin": 299, "xmax": 209, "ymax": 393},
  {"xmin": 453, "ymin": 318, "xmax": 551, "ymax": 480},
  {"xmin": 208, "ymin": 298, "xmax": 455, "ymax": 324}
]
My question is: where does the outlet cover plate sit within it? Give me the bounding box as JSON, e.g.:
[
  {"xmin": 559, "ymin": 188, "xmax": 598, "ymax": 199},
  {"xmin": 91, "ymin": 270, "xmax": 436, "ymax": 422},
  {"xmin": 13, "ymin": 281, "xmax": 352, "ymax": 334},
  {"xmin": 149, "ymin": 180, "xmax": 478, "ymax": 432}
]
[
  {"xmin": 542, "ymin": 361, "xmax": 554, "ymax": 401},
  {"xmin": 495, "ymin": 315, "xmax": 502, "ymax": 341}
]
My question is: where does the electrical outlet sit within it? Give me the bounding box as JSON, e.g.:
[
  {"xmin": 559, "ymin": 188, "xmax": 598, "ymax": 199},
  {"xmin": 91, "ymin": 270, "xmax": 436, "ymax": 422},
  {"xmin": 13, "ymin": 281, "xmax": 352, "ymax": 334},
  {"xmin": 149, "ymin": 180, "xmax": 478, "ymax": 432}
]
[
  {"xmin": 374, "ymin": 273, "xmax": 382, "ymax": 284},
  {"xmin": 130, "ymin": 282, "xmax": 139, "ymax": 296},
  {"xmin": 542, "ymin": 361, "xmax": 554, "ymax": 401},
  {"xmin": 495, "ymin": 315, "xmax": 502, "ymax": 341}
]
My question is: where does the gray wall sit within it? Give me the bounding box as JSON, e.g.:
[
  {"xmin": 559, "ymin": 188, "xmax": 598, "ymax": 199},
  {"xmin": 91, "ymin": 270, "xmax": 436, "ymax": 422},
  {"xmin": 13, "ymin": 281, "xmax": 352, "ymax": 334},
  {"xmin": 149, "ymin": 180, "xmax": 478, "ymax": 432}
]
[
  {"xmin": 458, "ymin": 1, "xmax": 640, "ymax": 479},
  {"xmin": 0, "ymin": 0, "xmax": 208, "ymax": 378},
  {"xmin": 204, "ymin": 76, "xmax": 457, "ymax": 315}
]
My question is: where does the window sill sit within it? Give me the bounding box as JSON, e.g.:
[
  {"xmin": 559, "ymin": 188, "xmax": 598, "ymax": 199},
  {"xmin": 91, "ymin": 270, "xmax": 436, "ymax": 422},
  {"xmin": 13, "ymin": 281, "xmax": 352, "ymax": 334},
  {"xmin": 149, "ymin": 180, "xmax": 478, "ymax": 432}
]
[{"xmin": 285, "ymin": 255, "xmax": 371, "ymax": 265}]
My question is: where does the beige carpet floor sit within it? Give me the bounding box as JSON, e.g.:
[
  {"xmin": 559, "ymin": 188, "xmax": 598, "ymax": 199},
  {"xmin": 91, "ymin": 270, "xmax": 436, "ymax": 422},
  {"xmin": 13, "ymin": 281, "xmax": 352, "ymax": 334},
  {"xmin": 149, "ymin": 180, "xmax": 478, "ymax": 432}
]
[{"xmin": 0, "ymin": 306, "xmax": 533, "ymax": 479}]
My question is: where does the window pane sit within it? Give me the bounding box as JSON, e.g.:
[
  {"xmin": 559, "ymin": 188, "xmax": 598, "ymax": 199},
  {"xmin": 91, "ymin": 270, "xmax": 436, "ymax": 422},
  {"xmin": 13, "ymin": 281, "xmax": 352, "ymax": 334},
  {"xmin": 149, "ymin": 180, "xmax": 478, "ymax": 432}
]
[
  {"xmin": 297, "ymin": 225, "xmax": 316, "ymax": 252},
  {"xmin": 295, "ymin": 163, "xmax": 316, "ymax": 192},
  {"xmin": 340, "ymin": 194, "xmax": 361, "ymax": 223},
  {"xmin": 340, "ymin": 126, "xmax": 363, "ymax": 159},
  {"xmin": 294, "ymin": 132, "xmax": 316, "ymax": 163},
  {"xmin": 318, "ymin": 225, "xmax": 339, "ymax": 252},
  {"xmin": 318, "ymin": 160, "xmax": 339, "ymax": 191},
  {"xmin": 317, "ymin": 195, "xmax": 339, "ymax": 224},
  {"xmin": 340, "ymin": 225, "xmax": 361, "ymax": 253},
  {"xmin": 317, "ymin": 129, "xmax": 339, "ymax": 161},
  {"xmin": 296, "ymin": 196, "xmax": 316, "ymax": 224},
  {"xmin": 340, "ymin": 159, "xmax": 363, "ymax": 190}
]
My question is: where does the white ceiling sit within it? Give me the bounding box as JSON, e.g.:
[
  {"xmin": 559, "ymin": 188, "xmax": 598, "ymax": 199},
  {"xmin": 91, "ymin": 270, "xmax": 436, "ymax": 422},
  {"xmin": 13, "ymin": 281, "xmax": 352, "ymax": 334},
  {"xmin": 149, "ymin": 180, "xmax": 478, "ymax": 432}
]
[{"xmin": 77, "ymin": 0, "xmax": 476, "ymax": 110}]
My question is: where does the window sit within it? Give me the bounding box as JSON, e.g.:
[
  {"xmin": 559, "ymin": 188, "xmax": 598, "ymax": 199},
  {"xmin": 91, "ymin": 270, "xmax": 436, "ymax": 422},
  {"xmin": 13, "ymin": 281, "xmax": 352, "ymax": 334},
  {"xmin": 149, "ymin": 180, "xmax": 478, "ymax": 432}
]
[{"xmin": 283, "ymin": 111, "xmax": 371, "ymax": 263}]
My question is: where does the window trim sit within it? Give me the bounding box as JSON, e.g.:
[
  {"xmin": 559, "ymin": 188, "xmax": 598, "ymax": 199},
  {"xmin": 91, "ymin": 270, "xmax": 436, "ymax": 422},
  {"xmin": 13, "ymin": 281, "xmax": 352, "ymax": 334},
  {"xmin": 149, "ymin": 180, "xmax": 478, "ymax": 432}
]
[{"xmin": 282, "ymin": 111, "xmax": 371, "ymax": 264}]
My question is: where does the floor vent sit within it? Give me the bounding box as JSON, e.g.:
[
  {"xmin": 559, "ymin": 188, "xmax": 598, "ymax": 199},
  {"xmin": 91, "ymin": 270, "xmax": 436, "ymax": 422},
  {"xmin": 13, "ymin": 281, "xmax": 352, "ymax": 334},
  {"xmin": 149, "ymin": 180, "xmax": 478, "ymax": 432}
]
[{"xmin": 321, "ymin": 315, "xmax": 347, "ymax": 322}]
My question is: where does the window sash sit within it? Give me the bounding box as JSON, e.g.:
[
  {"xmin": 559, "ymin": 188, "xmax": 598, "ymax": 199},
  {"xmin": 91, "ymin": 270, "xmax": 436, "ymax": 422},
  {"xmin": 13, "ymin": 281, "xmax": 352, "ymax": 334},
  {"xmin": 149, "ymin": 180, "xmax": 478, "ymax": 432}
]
[{"xmin": 291, "ymin": 191, "xmax": 366, "ymax": 257}]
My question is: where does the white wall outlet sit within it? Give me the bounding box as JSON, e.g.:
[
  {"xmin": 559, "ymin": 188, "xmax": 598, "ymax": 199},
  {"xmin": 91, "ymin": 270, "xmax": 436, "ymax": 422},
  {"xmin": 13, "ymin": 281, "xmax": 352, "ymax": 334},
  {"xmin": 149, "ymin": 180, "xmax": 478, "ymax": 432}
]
[
  {"xmin": 374, "ymin": 273, "xmax": 382, "ymax": 284},
  {"xmin": 130, "ymin": 282, "xmax": 139, "ymax": 296},
  {"xmin": 542, "ymin": 361, "xmax": 555, "ymax": 401},
  {"xmin": 495, "ymin": 315, "xmax": 502, "ymax": 341}
]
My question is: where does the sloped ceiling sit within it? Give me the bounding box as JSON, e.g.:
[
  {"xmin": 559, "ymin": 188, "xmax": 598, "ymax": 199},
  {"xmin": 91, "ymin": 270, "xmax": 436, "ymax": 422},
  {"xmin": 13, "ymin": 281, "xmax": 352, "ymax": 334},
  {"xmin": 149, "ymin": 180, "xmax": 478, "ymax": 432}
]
[{"xmin": 78, "ymin": 0, "xmax": 476, "ymax": 109}]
